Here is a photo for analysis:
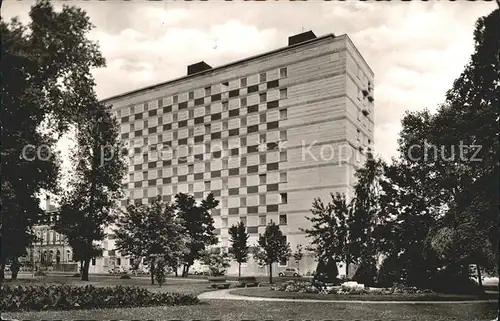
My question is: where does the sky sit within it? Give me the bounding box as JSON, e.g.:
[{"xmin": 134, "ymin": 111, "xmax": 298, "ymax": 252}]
[{"xmin": 2, "ymin": 0, "xmax": 496, "ymax": 165}]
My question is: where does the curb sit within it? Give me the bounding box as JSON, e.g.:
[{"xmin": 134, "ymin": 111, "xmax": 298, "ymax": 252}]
[{"xmin": 198, "ymin": 289, "xmax": 500, "ymax": 304}]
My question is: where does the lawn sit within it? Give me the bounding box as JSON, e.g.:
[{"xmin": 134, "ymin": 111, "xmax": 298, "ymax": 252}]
[
  {"xmin": 5, "ymin": 273, "xmax": 214, "ymax": 295},
  {"xmin": 230, "ymin": 286, "xmax": 500, "ymax": 302},
  {"xmin": 4, "ymin": 299, "xmax": 498, "ymax": 321}
]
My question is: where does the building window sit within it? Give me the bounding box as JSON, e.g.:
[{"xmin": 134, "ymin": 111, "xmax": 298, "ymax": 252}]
[
  {"xmin": 259, "ymin": 93, "xmax": 267, "ymax": 103},
  {"xmin": 280, "ymin": 193, "xmax": 288, "ymax": 204},
  {"xmin": 259, "ymin": 72, "xmax": 266, "ymax": 83},
  {"xmin": 279, "ymin": 109, "xmax": 287, "ymax": 120},
  {"xmin": 280, "ymin": 172, "xmax": 287, "ymax": 183},
  {"xmin": 205, "ymin": 86, "xmax": 211, "ymax": 96},
  {"xmin": 280, "ymin": 130, "xmax": 287, "ymax": 140},
  {"xmin": 240, "ymin": 216, "xmax": 247, "ymax": 226},
  {"xmin": 92, "ymin": 258, "xmax": 96, "ymax": 266},
  {"xmin": 280, "ymin": 151, "xmax": 287, "ymax": 162},
  {"xmin": 223, "ymin": 101, "xmax": 229, "ymax": 111},
  {"xmin": 240, "ymin": 196, "xmax": 246, "ymax": 207},
  {"xmin": 222, "ymin": 218, "xmax": 228, "ymax": 227},
  {"xmin": 240, "ymin": 97, "xmax": 247, "ymax": 107},
  {"xmin": 279, "ymin": 214, "xmax": 287, "ymax": 225},
  {"xmin": 280, "ymin": 67, "xmax": 287, "ymax": 78},
  {"xmin": 259, "ymin": 215, "xmax": 266, "ymax": 225},
  {"xmin": 279, "ymin": 258, "xmax": 287, "ymax": 267},
  {"xmin": 267, "ymin": 121, "xmax": 278, "ymax": 130},
  {"xmin": 173, "ymin": 95, "xmax": 178, "ymax": 104},
  {"xmin": 189, "ymin": 91, "xmax": 194, "ymax": 100},
  {"xmin": 280, "ymin": 88, "xmax": 287, "ymax": 99},
  {"xmin": 240, "ymin": 78, "xmax": 247, "ymax": 87}
]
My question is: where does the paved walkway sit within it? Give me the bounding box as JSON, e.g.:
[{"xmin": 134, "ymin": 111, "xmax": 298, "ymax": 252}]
[{"xmin": 198, "ymin": 288, "xmax": 499, "ymax": 304}]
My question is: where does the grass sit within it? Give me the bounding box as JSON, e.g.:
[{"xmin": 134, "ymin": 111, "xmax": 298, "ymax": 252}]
[
  {"xmin": 230, "ymin": 286, "xmax": 500, "ymax": 302},
  {"xmin": 4, "ymin": 299, "xmax": 498, "ymax": 321},
  {"xmin": 4, "ymin": 273, "xmax": 213, "ymax": 295}
]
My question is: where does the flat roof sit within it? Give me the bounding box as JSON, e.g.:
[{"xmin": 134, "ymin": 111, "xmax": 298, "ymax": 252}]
[{"xmin": 101, "ymin": 33, "xmax": 373, "ymax": 103}]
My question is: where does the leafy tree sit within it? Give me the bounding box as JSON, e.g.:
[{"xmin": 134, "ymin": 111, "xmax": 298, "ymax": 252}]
[
  {"xmin": 396, "ymin": 8, "xmax": 499, "ymax": 287},
  {"xmin": 254, "ymin": 221, "xmax": 291, "ymax": 284},
  {"xmin": 228, "ymin": 222, "xmax": 249, "ymax": 277},
  {"xmin": 115, "ymin": 196, "xmax": 187, "ymax": 285},
  {"xmin": 0, "ymin": 0, "xmax": 105, "ymax": 280},
  {"xmin": 301, "ymin": 193, "xmax": 351, "ymax": 276},
  {"xmin": 313, "ymin": 257, "xmax": 339, "ymax": 286},
  {"xmin": 293, "ymin": 244, "xmax": 304, "ymax": 273},
  {"xmin": 201, "ymin": 250, "xmax": 231, "ymax": 276},
  {"xmin": 55, "ymin": 103, "xmax": 126, "ymax": 281},
  {"xmin": 174, "ymin": 193, "xmax": 218, "ymax": 277}
]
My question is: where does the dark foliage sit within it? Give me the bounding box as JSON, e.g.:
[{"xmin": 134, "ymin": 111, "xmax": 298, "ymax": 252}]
[{"xmin": 0, "ymin": 284, "xmax": 199, "ymax": 312}]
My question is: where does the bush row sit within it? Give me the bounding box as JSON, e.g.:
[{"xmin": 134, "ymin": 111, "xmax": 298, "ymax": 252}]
[{"xmin": 1, "ymin": 284, "xmax": 199, "ymax": 312}]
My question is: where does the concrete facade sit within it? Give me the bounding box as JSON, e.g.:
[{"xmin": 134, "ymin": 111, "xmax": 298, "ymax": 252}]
[{"xmin": 100, "ymin": 32, "xmax": 374, "ymax": 276}]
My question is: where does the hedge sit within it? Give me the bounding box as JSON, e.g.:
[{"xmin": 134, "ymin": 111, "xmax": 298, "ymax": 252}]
[{"xmin": 1, "ymin": 284, "xmax": 199, "ymax": 312}]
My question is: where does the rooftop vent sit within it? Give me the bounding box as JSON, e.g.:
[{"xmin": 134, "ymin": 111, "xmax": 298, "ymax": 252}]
[
  {"xmin": 288, "ymin": 31, "xmax": 317, "ymax": 46},
  {"xmin": 187, "ymin": 61, "xmax": 212, "ymax": 76}
]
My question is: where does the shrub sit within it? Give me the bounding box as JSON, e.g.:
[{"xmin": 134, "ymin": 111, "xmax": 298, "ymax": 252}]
[
  {"xmin": 34, "ymin": 271, "xmax": 46, "ymax": 277},
  {"xmin": 120, "ymin": 274, "xmax": 131, "ymax": 279},
  {"xmin": 154, "ymin": 258, "xmax": 167, "ymax": 286},
  {"xmin": 0, "ymin": 284, "xmax": 199, "ymax": 312},
  {"xmin": 376, "ymin": 255, "xmax": 401, "ymax": 287},
  {"xmin": 313, "ymin": 258, "xmax": 339, "ymax": 285},
  {"xmin": 352, "ymin": 261, "xmax": 377, "ymax": 286}
]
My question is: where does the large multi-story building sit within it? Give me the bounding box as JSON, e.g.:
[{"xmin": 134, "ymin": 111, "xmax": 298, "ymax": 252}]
[{"xmin": 102, "ymin": 31, "xmax": 374, "ymax": 276}]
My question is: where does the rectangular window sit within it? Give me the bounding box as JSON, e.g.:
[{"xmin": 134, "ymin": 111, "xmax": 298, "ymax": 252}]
[
  {"xmin": 163, "ymin": 105, "xmax": 172, "ymax": 113},
  {"xmin": 259, "ymin": 72, "xmax": 266, "ymax": 83},
  {"xmin": 194, "ymin": 173, "xmax": 203, "ymax": 180},
  {"xmin": 229, "ymin": 109, "xmax": 239, "ymax": 117},
  {"xmin": 280, "ymin": 172, "xmax": 287, "ymax": 183},
  {"xmin": 163, "ymin": 177, "xmax": 171, "ymax": 184},
  {"xmin": 267, "ymin": 121, "xmax": 279, "ymax": 130},
  {"xmin": 247, "ymin": 206, "xmax": 258, "ymax": 213},
  {"xmin": 280, "ymin": 88, "xmax": 288, "ymax": 99},
  {"xmin": 267, "ymin": 101, "xmax": 279, "ymax": 109},
  {"xmin": 178, "ymin": 102, "xmax": 188, "ymax": 110},
  {"xmin": 267, "ymin": 162, "xmax": 279, "ymax": 171},
  {"xmin": 247, "ymin": 125, "xmax": 258, "ymax": 133},
  {"xmin": 189, "ymin": 91, "xmax": 194, "ymax": 100},
  {"xmin": 259, "ymin": 93, "xmax": 267, "ymax": 103},
  {"xmin": 247, "ymin": 165, "xmax": 258, "ymax": 173},
  {"xmin": 231, "ymin": 148, "xmax": 239, "ymax": 156},
  {"xmin": 280, "ymin": 67, "xmax": 287, "ymax": 78},
  {"xmin": 195, "ymin": 116, "xmax": 204, "ymax": 124},
  {"xmin": 259, "ymin": 174, "xmax": 266, "ymax": 184},
  {"xmin": 211, "ymin": 170, "xmax": 221, "ymax": 178},
  {"xmin": 240, "ymin": 177, "xmax": 247, "ymax": 187},
  {"xmin": 211, "ymin": 113, "xmax": 221, "ymax": 121},
  {"xmin": 279, "ymin": 214, "xmax": 287, "ymax": 225},
  {"xmin": 229, "ymin": 188, "xmax": 239, "ymax": 196},
  {"xmin": 259, "ymin": 215, "xmax": 266, "ymax": 225},
  {"xmin": 148, "ymin": 109, "xmax": 157, "ymax": 117},
  {"xmin": 259, "ymin": 153, "xmax": 266, "ymax": 164},
  {"xmin": 280, "ymin": 151, "xmax": 287, "ymax": 162},
  {"xmin": 267, "ymin": 80, "xmax": 279, "ymax": 89},
  {"xmin": 247, "ymin": 145, "xmax": 258, "ymax": 153},
  {"xmin": 211, "ymin": 132, "xmax": 221, "ymax": 140},
  {"xmin": 173, "ymin": 95, "xmax": 178, "ymax": 104},
  {"xmin": 280, "ymin": 109, "xmax": 287, "ymax": 120},
  {"xmin": 205, "ymin": 87, "xmax": 211, "ymax": 96},
  {"xmin": 178, "ymin": 120, "xmax": 188, "ymax": 128},
  {"xmin": 229, "ymin": 128, "xmax": 239, "ymax": 136},
  {"xmin": 240, "ymin": 97, "xmax": 247, "ymax": 107},
  {"xmin": 240, "ymin": 78, "xmax": 247, "ymax": 87},
  {"xmin": 248, "ymin": 105, "xmax": 259, "ymax": 113},
  {"xmin": 247, "ymin": 186, "xmax": 258, "ymax": 194},
  {"xmin": 223, "ymin": 101, "xmax": 229, "ymax": 111},
  {"xmin": 280, "ymin": 193, "xmax": 288, "ymax": 204},
  {"xmin": 229, "ymin": 89, "xmax": 239, "ymax": 98},
  {"xmin": 229, "ymin": 208, "xmax": 239, "ymax": 215},
  {"xmin": 267, "ymin": 184, "xmax": 278, "ymax": 192},
  {"xmin": 135, "ymin": 113, "xmax": 143, "ymax": 120},
  {"xmin": 195, "ymin": 97, "xmax": 204, "ymax": 106},
  {"xmin": 280, "ymin": 130, "xmax": 287, "ymax": 140},
  {"xmin": 247, "ymin": 85, "xmax": 258, "ymax": 93},
  {"xmin": 267, "ymin": 204, "xmax": 278, "ymax": 212},
  {"xmin": 228, "ymin": 168, "xmax": 239, "ymax": 176},
  {"xmin": 260, "ymin": 113, "xmax": 266, "ymax": 123},
  {"xmin": 211, "ymin": 93, "xmax": 221, "ymax": 102},
  {"xmin": 121, "ymin": 116, "xmax": 129, "ymax": 123}
]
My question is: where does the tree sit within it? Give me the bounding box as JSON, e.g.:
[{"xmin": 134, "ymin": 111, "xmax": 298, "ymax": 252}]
[
  {"xmin": 395, "ymin": 8, "xmax": 499, "ymax": 287},
  {"xmin": 174, "ymin": 193, "xmax": 218, "ymax": 277},
  {"xmin": 115, "ymin": 196, "xmax": 187, "ymax": 285},
  {"xmin": 254, "ymin": 221, "xmax": 291, "ymax": 284},
  {"xmin": 201, "ymin": 250, "xmax": 231, "ymax": 276},
  {"xmin": 302, "ymin": 193, "xmax": 350, "ymax": 276},
  {"xmin": 293, "ymin": 245, "xmax": 304, "ymax": 273},
  {"xmin": 55, "ymin": 103, "xmax": 126, "ymax": 281},
  {"xmin": 228, "ymin": 221, "xmax": 249, "ymax": 277},
  {"xmin": 0, "ymin": 0, "xmax": 105, "ymax": 280}
]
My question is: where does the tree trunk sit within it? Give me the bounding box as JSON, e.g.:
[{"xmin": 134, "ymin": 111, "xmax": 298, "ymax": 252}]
[
  {"xmin": 184, "ymin": 264, "xmax": 190, "ymax": 277},
  {"xmin": 0, "ymin": 262, "xmax": 5, "ymax": 282},
  {"xmin": 269, "ymin": 264, "xmax": 273, "ymax": 284},
  {"xmin": 150, "ymin": 259, "xmax": 155, "ymax": 285},
  {"xmin": 476, "ymin": 264, "xmax": 483, "ymax": 289},
  {"xmin": 81, "ymin": 259, "xmax": 90, "ymax": 281},
  {"xmin": 79, "ymin": 261, "xmax": 83, "ymax": 276},
  {"xmin": 238, "ymin": 263, "xmax": 241, "ymax": 278}
]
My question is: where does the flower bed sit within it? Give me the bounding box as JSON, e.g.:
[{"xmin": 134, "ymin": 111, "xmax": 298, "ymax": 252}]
[
  {"xmin": 1, "ymin": 284, "xmax": 199, "ymax": 312},
  {"xmin": 271, "ymin": 280, "xmax": 434, "ymax": 295}
]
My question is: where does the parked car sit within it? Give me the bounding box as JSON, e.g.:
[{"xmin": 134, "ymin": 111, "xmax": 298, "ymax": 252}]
[
  {"xmin": 191, "ymin": 265, "xmax": 210, "ymax": 275},
  {"xmin": 278, "ymin": 268, "xmax": 301, "ymax": 277}
]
